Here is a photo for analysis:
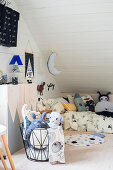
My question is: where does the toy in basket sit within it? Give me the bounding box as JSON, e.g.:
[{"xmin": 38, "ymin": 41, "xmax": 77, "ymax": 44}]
[
  {"xmin": 21, "ymin": 104, "xmax": 49, "ymax": 161},
  {"xmin": 20, "ymin": 104, "xmax": 65, "ymax": 164}
]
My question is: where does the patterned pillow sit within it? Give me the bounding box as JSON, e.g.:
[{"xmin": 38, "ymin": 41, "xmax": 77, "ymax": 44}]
[
  {"xmin": 82, "ymin": 95, "xmax": 93, "ymax": 104},
  {"xmin": 63, "ymin": 103, "xmax": 77, "ymax": 111},
  {"xmin": 42, "ymin": 99, "xmax": 59, "ymax": 110},
  {"xmin": 67, "ymin": 95, "xmax": 74, "ymax": 103},
  {"xmin": 51, "ymin": 102, "xmax": 65, "ymax": 113},
  {"xmin": 81, "ymin": 95, "xmax": 95, "ymax": 111},
  {"xmin": 57, "ymin": 97, "xmax": 68, "ymax": 104},
  {"xmin": 74, "ymin": 94, "xmax": 86, "ymax": 112}
]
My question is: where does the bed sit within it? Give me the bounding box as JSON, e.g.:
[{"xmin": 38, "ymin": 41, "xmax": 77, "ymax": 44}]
[
  {"xmin": 37, "ymin": 92, "xmax": 113, "ymax": 134},
  {"xmin": 63, "ymin": 111, "xmax": 113, "ymax": 133}
]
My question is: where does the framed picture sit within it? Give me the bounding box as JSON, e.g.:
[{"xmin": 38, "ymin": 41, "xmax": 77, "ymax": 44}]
[{"xmin": 25, "ymin": 52, "xmax": 34, "ymax": 79}]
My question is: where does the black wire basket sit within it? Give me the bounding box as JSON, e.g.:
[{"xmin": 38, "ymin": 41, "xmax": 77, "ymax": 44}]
[{"xmin": 20, "ymin": 123, "xmax": 49, "ymax": 162}]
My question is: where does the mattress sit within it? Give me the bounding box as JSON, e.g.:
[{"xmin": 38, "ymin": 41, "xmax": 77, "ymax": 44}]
[{"xmin": 63, "ymin": 111, "xmax": 113, "ymax": 133}]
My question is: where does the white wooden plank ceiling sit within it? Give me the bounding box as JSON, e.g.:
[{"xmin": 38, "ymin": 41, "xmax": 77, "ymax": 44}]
[{"xmin": 15, "ymin": 0, "xmax": 113, "ymax": 93}]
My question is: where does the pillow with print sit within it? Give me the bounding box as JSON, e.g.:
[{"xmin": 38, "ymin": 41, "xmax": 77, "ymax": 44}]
[{"xmin": 74, "ymin": 94, "xmax": 86, "ymax": 112}]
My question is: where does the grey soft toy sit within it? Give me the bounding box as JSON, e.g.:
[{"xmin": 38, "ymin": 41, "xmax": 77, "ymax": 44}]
[{"xmin": 95, "ymin": 91, "xmax": 113, "ymax": 118}]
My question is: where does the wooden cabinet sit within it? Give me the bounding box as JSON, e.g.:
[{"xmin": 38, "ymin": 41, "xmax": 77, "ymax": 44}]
[{"xmin": 0, "ymin": 83, "xmax": 37, "ymax": 154}]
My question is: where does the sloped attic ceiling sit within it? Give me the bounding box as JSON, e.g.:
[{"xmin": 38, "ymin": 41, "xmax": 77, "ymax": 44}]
[{"xmin": 15, "ymin": 0, "xmax": 113, "ymax": 93}]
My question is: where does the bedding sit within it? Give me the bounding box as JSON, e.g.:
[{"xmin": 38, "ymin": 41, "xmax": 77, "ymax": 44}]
[{"xmin": 63, "ymin": 111, "xmax": 113, "ymax": 133}]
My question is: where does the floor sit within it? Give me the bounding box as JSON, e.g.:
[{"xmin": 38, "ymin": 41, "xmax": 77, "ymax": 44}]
[{"xmin": 0, "ymin": 131, "xmax": 113, "ymax": 170}]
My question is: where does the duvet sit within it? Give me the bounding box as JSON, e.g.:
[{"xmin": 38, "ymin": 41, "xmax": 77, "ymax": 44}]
[{"xmin": 63, "ymin": 111, "xmax": 113, "ymax": 134}]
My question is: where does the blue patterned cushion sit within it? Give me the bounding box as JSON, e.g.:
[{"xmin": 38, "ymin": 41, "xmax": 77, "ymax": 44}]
[{"xmin": 74, "ymin": 94, "xmax": 86, "ymax": 112}]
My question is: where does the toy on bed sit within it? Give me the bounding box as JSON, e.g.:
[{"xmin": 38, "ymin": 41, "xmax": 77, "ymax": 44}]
[
  {"xmin": 36, "ymin": 98, "xmax": 46, "ymax": 112},
  {"xmin": 95, "ymin": 91, "xmax": 113, "ymax": 118},
  {"xmin": 86, "ymin": 100, "xmax": 95, "ymax": 112}
]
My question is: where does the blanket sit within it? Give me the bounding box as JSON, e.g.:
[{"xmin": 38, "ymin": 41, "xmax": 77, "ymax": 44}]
[
  {"xmin": 63, "ymin": 111, "xmax": 113, "ymax": 133},
  {"xmin": 48, "ymin": 126, "xmax": 65, "ymax": 164}
]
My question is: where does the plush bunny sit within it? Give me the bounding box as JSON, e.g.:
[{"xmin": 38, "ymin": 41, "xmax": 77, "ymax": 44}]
[{"xmin": 95, "ymin": 91, "xmax": 113, "ymax": 118}]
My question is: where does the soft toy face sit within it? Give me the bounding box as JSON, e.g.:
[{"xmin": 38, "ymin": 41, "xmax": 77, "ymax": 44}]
[
  {"xmin": 49, "ymin": 112, "xmax": 61, "ymax": 125},
  {"xmin": 47, "ymin": 112, "xmax": 64, "ymax": 128},
  {"xmin": 100, "ymin": 96, "xmax": 109, "ymax": 101},
  {"xmin": 97, "ymin": 91, "xmax": 111, "ymax": 101},
  {"xmin": 95, "ymin": 91, "xmax": 113, "ymax": 113}
]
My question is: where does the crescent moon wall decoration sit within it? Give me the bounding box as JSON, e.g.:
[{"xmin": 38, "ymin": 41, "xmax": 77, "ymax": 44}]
[{"xmin": 47, "ymin": 52, "xmax": 61, "ymax": 76}]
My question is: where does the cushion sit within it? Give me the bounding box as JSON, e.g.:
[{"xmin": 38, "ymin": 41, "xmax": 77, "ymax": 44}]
[
  {"xmin": 42, "ymin": 98, "xmax": 65, "ymax": 113},
  {"xmin": 57, "ymin": 97, "xmax": 68, "ymax": 104},
  {"xmin": 67, "ymin": 95, "xmax": 74, "ymax": 103},
  {"xmin": 81, "ymin": 95, "xmax": 94, "ymax": 111},
  {"xmin": 74, "ymin": 94, "xmax": 86, "ymax": 112},
  {"xmin": 63, "ymin": 97, "xmax": 70, "ymax": 103},
  {"xmin": 81, "ymin": 95, "xmax": 93, "ymax": 104},
  {"xmin": 63, "ymin": 103, "xmax": 77, "ymax": 111},
  {"xmin": 42, "ymin": 99, "xmax": 58, "ymax": 110},
  {"xmin": 51, "ymin": 102, "xmax": 65, "ymax": 113}
]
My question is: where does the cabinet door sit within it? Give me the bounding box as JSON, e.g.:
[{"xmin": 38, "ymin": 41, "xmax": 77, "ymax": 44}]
[
  {"xmin": 24, "ymin": 83, "xmax": 38, "ymax": 111},
  {"xmin": 8, "ymin": 85, "xmax": 23, "ymax": 153},
  {"xmin": 8, "ymin": 85, "xmax": 19, "ymax": 122},
  {"xmin": 0, "ymin": 86, "xmax": 8, "ymax": 126}
]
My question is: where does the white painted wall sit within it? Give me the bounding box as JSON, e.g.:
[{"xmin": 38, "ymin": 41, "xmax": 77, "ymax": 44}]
[
  {"xmin": 15, "ymin": 0, "xmax": 113, "ymax": 93},
  {"xmin": 0, "ymin": 0, "xmax": 60, "ymax": 98}
]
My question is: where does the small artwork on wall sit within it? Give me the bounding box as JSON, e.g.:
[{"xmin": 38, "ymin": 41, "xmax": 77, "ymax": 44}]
[
  {"xmin": 47, "ymin": 83, "xmax": 55, "ymax": 91},
  {"xmin": 25, "ymin": 52, "xmax": 34, "ymax": 83}
]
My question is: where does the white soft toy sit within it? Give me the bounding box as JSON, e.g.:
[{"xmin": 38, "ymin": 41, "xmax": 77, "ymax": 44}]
[
  {"xmin": 95, "ymin": 91, "xmax": 113, "ymax": 118},
  {"xmin": 47, "ymin": 112, "xmax": 64, "ymax": 129},
  {"xmin": 36, "ymin": 98, "xmax": 46, "ymax": 112}
]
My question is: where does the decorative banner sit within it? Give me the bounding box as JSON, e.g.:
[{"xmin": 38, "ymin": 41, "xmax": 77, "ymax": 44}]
[{"xmin": 25, "ymin": 52, "xmax": 34, "ymax": 78}]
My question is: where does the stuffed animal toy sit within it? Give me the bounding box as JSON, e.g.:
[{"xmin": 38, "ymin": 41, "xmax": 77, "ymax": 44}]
[
  {"xmin": 22, "ymin": 104, "xmax": 41, "ymax": 129},
  {"xmin": 47, "ymin": 112, "xmax": 64, "ymax": 129},
  {"xmin": 86, "ymin": 100, "xmax": 95, "ymax": 112},
  {"xmin": 36, "ymin": 98, "xmax": 46, "ymax": 112},
  {"xmin": 25, "ymin": 112, "xmax": 49, "ymax": 139},
  {"xmin": 95, "ymin": 91, "xmax": 113, "ymax": 118}
]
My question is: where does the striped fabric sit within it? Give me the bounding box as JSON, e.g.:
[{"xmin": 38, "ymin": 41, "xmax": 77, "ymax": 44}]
[{"xmin": 63, "ymin": 103, "xmax": 77, "ymax": 111}]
